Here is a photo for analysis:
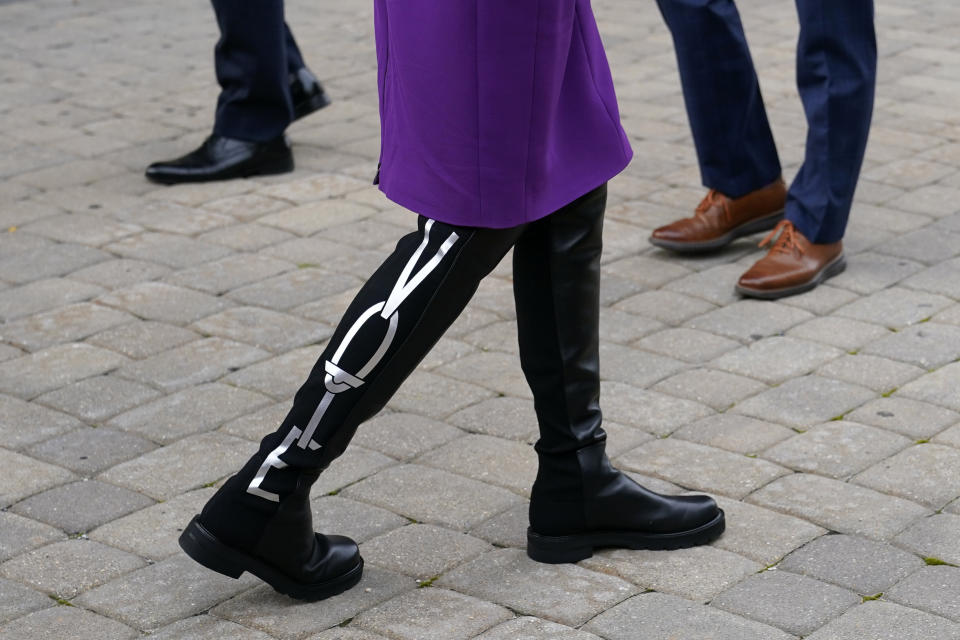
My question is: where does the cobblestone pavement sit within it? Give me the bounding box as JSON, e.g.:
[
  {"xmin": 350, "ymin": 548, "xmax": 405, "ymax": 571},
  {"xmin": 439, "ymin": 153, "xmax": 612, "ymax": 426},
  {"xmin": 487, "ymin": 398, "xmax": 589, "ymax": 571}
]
[{"xmin": 2, "ymin": 0, "xmax": 960, "ymax": 638}]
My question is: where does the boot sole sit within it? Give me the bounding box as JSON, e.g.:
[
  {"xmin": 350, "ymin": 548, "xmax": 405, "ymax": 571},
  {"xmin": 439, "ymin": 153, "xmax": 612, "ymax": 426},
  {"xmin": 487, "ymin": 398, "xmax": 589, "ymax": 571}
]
[
  {"xmin": 735, "ymin": 254, "xmax": 847, "ymax": 300},
  {"xmin": 649, "ymin": 210, "xmax": 785, "ymax": 253},
  {"xmin": 526, "ymin": 509, "xmax": 726, "ymax": 564},
  {"xmin": 178, "ymin": 515, "xmax": 363, "ymax": 602}
]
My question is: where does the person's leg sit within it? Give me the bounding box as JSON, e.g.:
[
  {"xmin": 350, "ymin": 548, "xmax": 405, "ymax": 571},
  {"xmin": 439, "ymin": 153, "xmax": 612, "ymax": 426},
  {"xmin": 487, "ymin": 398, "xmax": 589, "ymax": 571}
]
[
  {"xmin": 284, "ymin": 23, "xmax": 306, "ymax": 74},
  {"xmin": 211, "ymin": 0, "xmax": 293, "ymax": 141},
  {"xmin": 515, "ymin": 185, "xmax": 724, "ymax": 563},
  {"xmin": 785, "ymin": 0, "xmax": 877, "ymax": 244},
  {"xmin": 655, "ymin": 0, "xmax": 780, "ymax": 197},
  {"xmin": 181, "ymin": 216, "xmax": 523, "ymax": 600},
  {"xmin": 283, "ymin": 22, "xmax": 332, "ymax": 121}
]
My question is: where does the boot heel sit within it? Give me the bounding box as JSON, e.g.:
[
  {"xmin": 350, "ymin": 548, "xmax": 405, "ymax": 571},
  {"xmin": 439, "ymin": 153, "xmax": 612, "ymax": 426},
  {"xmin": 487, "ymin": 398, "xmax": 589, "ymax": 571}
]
[
  {"xmin": 179, "ymin": 516, "xmax": 244, "ymax": 579},
  {"xmin": 526, "ymin": 530, "xmax": 594, "ymax": 564}
]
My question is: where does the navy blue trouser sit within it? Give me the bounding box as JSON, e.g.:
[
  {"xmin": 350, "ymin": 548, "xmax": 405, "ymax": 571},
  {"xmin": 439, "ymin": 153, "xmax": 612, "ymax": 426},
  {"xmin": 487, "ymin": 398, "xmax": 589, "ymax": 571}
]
[
  {"xmin": 212, "ymin": 0, "xmax": 307, "ymax": 142},
  {"xmin": 656, "ymin": 0, "xmax": 877, "ymax": 244}
]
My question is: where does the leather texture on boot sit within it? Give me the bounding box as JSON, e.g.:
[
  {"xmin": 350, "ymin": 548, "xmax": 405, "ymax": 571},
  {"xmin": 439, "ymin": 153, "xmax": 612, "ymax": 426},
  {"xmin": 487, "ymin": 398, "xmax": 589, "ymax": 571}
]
[
  {"xmin": 649, "ymin": 178, "xmax": 786, "ymax": 252},
  {"xmin": 736, "ymin": 220, "xmax": 845, "ymax": 299}
]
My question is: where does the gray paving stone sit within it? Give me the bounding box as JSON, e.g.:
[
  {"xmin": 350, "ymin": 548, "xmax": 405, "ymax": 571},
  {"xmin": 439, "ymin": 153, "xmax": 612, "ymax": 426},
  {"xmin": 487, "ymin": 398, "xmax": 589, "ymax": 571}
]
[
  {"xmin": 0, "ymin": 346, "xmax": 21, "ymax": 364},
  {"xmin": 898, "ymin": 363, "xmax": 960, "ymax": 412},
  {"xmin": 763, "ymin": 421, "xmax": 912, "ymax": 479},
  {"xmin": 584, "ymin": 592, "xmax": 794, "ymax": 640},
  {"xmin": 748, "ymin": 473, "xmax": 931, "ymax": 541},
  {"xmin": 0, "ymin": 449, "xmax": 74, "ymax": 509},
  {"xmin": 636, "ymin": 327, "xmax": 740, "ymax": 364},
  {"xmin": 355, "ymin": 587, "xmax": 511, "ymax": 640},
  {"xmin": 148, "ymin": 615, "xmax": 274, "ymax": 640},
  {"xmin": 104, "ymin": 232, "xmax": 231, "ymax": 269},
  {"xmin": 307, "ymin": 629, "xmax": 389, "ymax": 640},
  {"xmin": 34, "ymin": 375, "xmax": 160, "ymax": 424},
  {"xmin": 314, "ymin": 446, "xmax": 395, "ymax": 496},
  {"xmin": 89, "ymin": 488, "xmax": 215, "ymax": 560},
  {"xmin": 0, "ymin": 605, "xmax": 138, "ymax": 640},
  {"xmin": 817, "ymin": 353, "xmax": 925, "ymax": 394},
  {"xmin": 0, "ymin": 242, "xmax": 107, "ymax": 285},
  {"xmin": 191, "ymin": 306, "xmax": 331, "ymax": 353},
  {"xmin": 685, "ymin": 300, "xmax": 814, "ymax": 341},
  {"xmin": 0, "ymin": 343, "xmax": 127, "ymax": 399},
  {"xmin": 711, "ymin": 570, "xmax": 859, "ymax": 636},
  {"xmin": 343, "ymin": 465, "xmax": 523, "ymax": 531},
  {"xmin": 0, "ymin": 538, "xmax": 145, "ymax": 599},
  {"xmin": 0, "ymin": 578, "xmax": 49, "ymax": 625},
  {"xmin": 780, "ymin": 534, "xmax": 923, "ymax": 595},
  {"xmin": 108, "ymin": 382, "xmax": 271, "ymax": 444},
  {"xmin": 862, "ymin": 323, "xmax": 960, "ymax": 369},
  {"xmin": 96, "ymin": 281, "xmax": 230, "ymax": 325},
  {"xmin": 360, "ymin": 524, "xmax": 491, "ymax": 579},
  {"xmin": 387, "ymin": 371, "xmax": 496, "ymax": 420},
  {"xmin": 25, "ymin": 427, "xmax": 155, "ymax": 476},
  {"xmin": 70, "ymin": 258, "xmax": 172, "ymax": 289},
  {"xmin": 11, "ymin": 479, "xmax": 153, "ymax": 534},
  {"xmin": 847, "ymin": 397, "xmax": 960, "ymax": 439},
  {"xmin": 617, "ymin": 438, "xmax": 788, "ymax": 499},
  {"xmin": 835, "ymin": 287, "xmax": 954, "ymax": 329},
  {"xmin": 434, "ymin": 351, "xmax": 532, "ymax": 399},
  {"xmin": 601, "ymin": 382, "xmax": 714, "ymax": 437},
  {"xmin": 781, "ymin": 284, "xmax": 860, "ymax": 315},
  {"xmin": 417, "ymin": 434, "xmax": 536, "ymax": 496},
  {"xmin": 0, "ymin": 512, "xmax": 64, "ymax": 564},
  {"xmin": 830, "ymin": 252, "xmax": 926, "ymax": 294},
  {"xmin": 674, "ymin": 414, "xmax": 794, "ymax": 455},
  {"xmin": 117, "ymin": 337, "xmax": 268, "ymax": 393},
  {"xmin": 733, "ymin": 376, "xmax": 875, "ymax": 429},
  {"xmin": 439, "ymin": 548, "xmax": 637, "ymax": 627},
  {"xmin": 599, "ymin": 307, "xmax": 664, "ymax": 345},
  {"xmin": 99, "ymin": 432, "xmax": 256, "ymax": 500},
  {"xmin": 804, "ymin": 601, "xmax": 960, "ymax": 640},
  {"xmin": 474, "ymin": 617, "xmax": 602, "ymax": 640},
  {"xmin": 85, "ymin": 320, "xmax": 198, "ymax": 360},
  {"xmin": 786, "ymin": 316, "xmax": 892, "ymax": 350},
  {"xmin": 615, "ymin": 290, "xmax": 717, "ymax": 326},
  {"xmin": 0, "ymin": 302, "xmax": 132, "ymax": 352},
  {"xmin": 0, "ymin": 279, "xmax": 102, "ymax": 323},
  {"xmin": 468, "ymin": 503, "xmax": 529, "ymax": 548},
  {"xmin": 904, "ymin": 258, "xmax": 960, "ymax": 299},
  {"xmin": 74, "ymin": 554, "xmax": 258, "ymax": 632},
  {"xmin": 311, "ymin": 495, "xmax": 408, "ymax": 544},
  {"xmin": 20, "ymin": 212, "xmax": 140, "ymax": 247},
  {"xmin": 895, "ymin": 513, "xmax": 960, "ymax": 565},
  {"xmin": 212, "ymin": 567, "xmax": 412, "ymax": 638},
  {"xmin": 353, "ymin": 412, "xmax": 463, "ymax": 461},
  {"xmin": 878, "ymin": 227, "xmax": 960, "ymax": 264},
  {"xmin": 652, "ymin": 368, "xmax": 767, "ymax": 410},
  {"xmin": 713, "ymin": 497, "xmax": 827, "ymax": 565},
  {"xmin": 854, "ymin": 444, "xmax": 960, "ymax": 509},
  {"xmin": 166, "ymin": 254, "xmax": 293, "ymax": 295},
  {"xmin": 198, "ymin": 222, "xmax": 294, "ymax": 252},
  {"xmin": 583, "ymin": 545, "xmax": 762, "ymax": 602},
  {"xmin": 227, "ymin": 267, "xmax": 360, "ymax": 311},
  {"xmin": 887, "ymin": 565, "xmax": 960, "ymax": 623},
  {"xmin": 222, "ymin": 345, "xmax": 320, "ymax": 400},
  {"xmin": 447, "ymin": 396, "xmax": 539, "ymax": 443},
  {"xmin": 0, "ymin": 394, "xmax": 80, "ymax": 449},
  {"xmin": 257, "ymin": 173, "xmax": 370, "ymax": 204},
  {"xmin": 712, "ymin": 337, "xmax": 844, "ymax": 385},
  {"xmin": 218, "ymin": 401, "xmax": 289, "ymax": 441}
]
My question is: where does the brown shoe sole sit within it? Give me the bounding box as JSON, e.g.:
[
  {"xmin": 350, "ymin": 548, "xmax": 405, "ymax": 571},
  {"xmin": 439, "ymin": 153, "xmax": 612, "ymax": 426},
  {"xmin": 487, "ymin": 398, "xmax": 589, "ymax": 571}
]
[
  {"xmin": 649, "ymin": 209, "xmax": 785, "ymax": 253},
  {"xmin": 735, "ymin": 254, "xmax": 847, "ymax": 301}
]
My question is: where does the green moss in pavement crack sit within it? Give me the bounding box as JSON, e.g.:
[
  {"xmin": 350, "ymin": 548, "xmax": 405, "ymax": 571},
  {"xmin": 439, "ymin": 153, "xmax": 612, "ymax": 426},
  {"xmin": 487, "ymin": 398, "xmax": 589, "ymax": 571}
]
[
  {"xmin": 862, "ymin": 592, "xmax": 883, "ymax": 602},
  {"xmin": 417, "ymin": 575, "xmax": 440, "ymax": 588},
  {"xmin": 924, "ymin": 557, "xmax": 955, "ymax": 566}
]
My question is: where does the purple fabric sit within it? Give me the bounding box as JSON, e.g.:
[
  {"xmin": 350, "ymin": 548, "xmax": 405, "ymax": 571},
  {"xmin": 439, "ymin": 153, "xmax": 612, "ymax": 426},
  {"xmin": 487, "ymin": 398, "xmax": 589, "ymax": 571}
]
[{"xmin": 374, "ymin": 0, "xmax": 633, "ymax": 229}]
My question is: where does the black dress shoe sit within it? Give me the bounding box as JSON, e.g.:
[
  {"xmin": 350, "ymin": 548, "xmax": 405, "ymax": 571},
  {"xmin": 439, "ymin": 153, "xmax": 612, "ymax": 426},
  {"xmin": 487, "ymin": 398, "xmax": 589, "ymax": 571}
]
[
  {"xmin": 290, "ymin": 67, "xmax": 331, "ymax": 122},
  {"xmin": 145, "ymin": 135, "xmax": 294, "ymax": 184}
]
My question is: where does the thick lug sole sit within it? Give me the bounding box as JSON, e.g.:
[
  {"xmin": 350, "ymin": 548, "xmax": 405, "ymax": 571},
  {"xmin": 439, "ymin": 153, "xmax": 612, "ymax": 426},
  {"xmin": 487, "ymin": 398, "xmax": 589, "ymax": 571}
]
[
  {"xmin": 179, "ymin": 516, "xmax": 363, "ymax": 602},
  {"xmin": 526, "ymin": 509, "xmax": 726, "ymax": 564},
  {"xmin": 293, "ymin": 90, "xmax": 332, "ymax": 122},
  {"xmin": 649, "ymin": 209, "xmax": 785, "ymax": 253},
  {"xmin": 735, "ymin": 254, "xmax": 846, "ymax": 300}
]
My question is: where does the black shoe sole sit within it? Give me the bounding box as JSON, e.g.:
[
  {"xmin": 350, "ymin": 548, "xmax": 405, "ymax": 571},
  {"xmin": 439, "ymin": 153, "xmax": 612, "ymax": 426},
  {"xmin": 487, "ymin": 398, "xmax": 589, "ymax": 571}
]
[
  {"xmin": 293, "ymin": 90, "xmax": 332, "ymax": 122},
  {"xmin": 735, "ymin": 254, "xmax": 847, "ymax": 300},
  {"xmin": 145, "ymin": 149, "xmax": 294, "ymax": 185},
  {"xmin": 526, "ymin": 509, "xmax": 726, "ymax": 564},
  {"xmin": 649, "ymin": 210, "xmax": 785, "ymax": 253},
  {"xmin": 178, "ymin": 516, "xmax": 363, "ymax": 602}
]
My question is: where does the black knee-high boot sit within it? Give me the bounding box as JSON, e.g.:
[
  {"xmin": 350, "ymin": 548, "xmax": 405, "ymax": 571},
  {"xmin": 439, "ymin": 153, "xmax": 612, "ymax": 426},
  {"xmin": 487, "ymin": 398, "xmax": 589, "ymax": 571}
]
[
  {"xmin": 180, "ymin": 217, "xmax": 522, "ymax": 600},
  {"xmin": 515, "ymin": 185, "xmax": 725, "ymax": 564}
]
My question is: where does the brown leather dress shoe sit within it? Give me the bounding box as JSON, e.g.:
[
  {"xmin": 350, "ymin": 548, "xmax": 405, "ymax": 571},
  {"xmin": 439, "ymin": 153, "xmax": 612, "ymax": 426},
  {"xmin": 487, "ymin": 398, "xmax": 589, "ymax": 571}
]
[
  {"xmin": 649, "ymin": 179, "xmax": 787, "ymax": 252},
  {"xmin": 736, "ymin": 220, "xmax": 845, "ymax": 300}
]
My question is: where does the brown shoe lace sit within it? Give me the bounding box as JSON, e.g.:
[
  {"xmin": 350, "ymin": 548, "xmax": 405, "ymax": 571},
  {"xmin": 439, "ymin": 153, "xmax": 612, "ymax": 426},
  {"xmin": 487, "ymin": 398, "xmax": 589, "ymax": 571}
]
[
  {"xmin": 694, "ymin": 189, "xmax": 729, "ymax": 223},
  {"xmin": 759, "ymin": 220, "xmax": 802, "ymax": 256}
]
